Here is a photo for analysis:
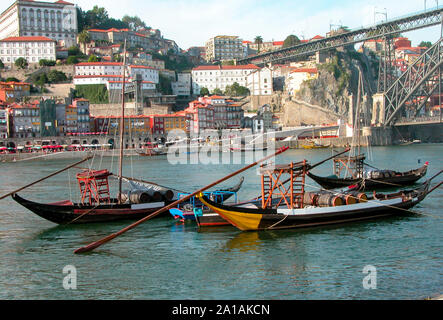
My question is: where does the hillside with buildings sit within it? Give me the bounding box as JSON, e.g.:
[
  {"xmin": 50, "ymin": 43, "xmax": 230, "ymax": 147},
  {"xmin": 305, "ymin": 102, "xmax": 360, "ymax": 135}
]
[{"xmin": 0, "ymin": 0, "xmax": 439, "ymax": 146}]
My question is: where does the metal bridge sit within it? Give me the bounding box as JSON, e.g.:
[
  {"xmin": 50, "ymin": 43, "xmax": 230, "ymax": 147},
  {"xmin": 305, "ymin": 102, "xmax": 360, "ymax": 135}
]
[
  {"xmin": 379, "ymin": 37, "xmax": 443, "ymax": 126},
  {"xmin": 237, "ymin": 6, "xmax": 443, "ymax": 66}
]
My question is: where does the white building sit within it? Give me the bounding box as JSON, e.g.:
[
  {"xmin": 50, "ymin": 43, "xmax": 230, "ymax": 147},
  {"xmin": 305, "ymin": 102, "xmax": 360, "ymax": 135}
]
[
  {"xmin": 191, "ymin": 64, "xmax": 260, "ymax": 95},
  {"xmin": 0, "ymin": 0, "xmax": 78, "ymax": 48},
  {"xmin": 106, "ymin": 80, "xmax": 155, "ymax": 92},
  {"xmin": 171, "ymin": 73, "xmax": 191, "ymax": 96},
  {"xmin": 246, "ymin": 67, "xmax": 273, "ymax": 96},
  {"xmin": 286, "ymin": 68, "xmax": 319, "ymax": 95},
  {"xmin": 0, "ymin": 36, "xmax": 56, "ymax": 65},
  {"xmin": 73, "ymin": 74, "xmax": 123, "ymax": 86},
  {"xmin": 73, "ymin": 62, "xmax": 159, "ymax": 85},
  {"xmin": 129, "ymin": 65, "xmax": 159, "ymax": 84}
]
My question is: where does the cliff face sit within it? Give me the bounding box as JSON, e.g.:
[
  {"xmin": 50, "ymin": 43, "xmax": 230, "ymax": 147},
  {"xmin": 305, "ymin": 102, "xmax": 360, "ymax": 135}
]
[{"xmin": 282, "ymin": 50, "xmax": 377, "ymax": 126}]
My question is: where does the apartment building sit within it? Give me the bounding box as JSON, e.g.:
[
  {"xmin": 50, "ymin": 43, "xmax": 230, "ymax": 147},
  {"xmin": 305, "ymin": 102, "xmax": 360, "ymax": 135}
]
[
  {"xmin": 7, "ymin": 101, "xmax": 40, "ymax": 138},
  {"xmin": 205, "ymin": 36, "xmax": 245, "ymax": 62},
  {"xmin": 185, "ymin": 95, "xmax": 244, "ymax": 134},
  {"xmin": 171, "ymin": 73, "xmax": 191, "ymax": 96},
  {"xmin": 191, "ymin": 64, "xmax": 260, "ymax": 95},
  {"xmin": 0, "ymin": 0, "xmax": 78, "ymax": 48},
  {"xmin": 73, "ymin": 98, "xmax": 90, "ymax": 133},
  {"xmin": 0, "ymin": 108, "xmax": 8, "ymax": 138},
  {"xmin": 88, "ymin": 28, "xmax": 154, "ymax": 50},
  {"xmin": 0, "ymin": 81, "xmax": 30, "ymax": 103},
  {"xmin": 0, "ymin": 36, "xmax": 56, "ymax": 65}
]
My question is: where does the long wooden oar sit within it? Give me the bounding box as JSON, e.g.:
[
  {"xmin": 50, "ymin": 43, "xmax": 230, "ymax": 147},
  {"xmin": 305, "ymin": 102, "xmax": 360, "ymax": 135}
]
[
  {"xmin": 74, "ymin": 146, "xmax": 290, "ymax": 254},
  {"xmin": 0, "ymin": 156, "xmax": 93, "ymax": 201}
]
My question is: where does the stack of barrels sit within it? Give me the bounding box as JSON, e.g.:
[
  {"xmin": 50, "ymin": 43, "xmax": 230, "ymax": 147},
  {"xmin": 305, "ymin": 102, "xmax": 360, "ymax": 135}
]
[
  {"xmin": 120, "ymin": 188, "xmax": 175, "ymax": 204},
  {"xmin": 303, "ymin": 191, "xmax": 368, "ymax": 207}
]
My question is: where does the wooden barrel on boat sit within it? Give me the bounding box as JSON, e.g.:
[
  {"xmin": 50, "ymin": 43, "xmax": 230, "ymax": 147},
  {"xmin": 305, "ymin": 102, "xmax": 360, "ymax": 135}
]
[
  {"xmin": 303, "ymin": 192, "xmax": 319, "ymax": 206},
  {"xmin": 317, "ymin": 193, "xmax": 344, "ymax": 207},
  {"xmin": 342, "ymin": 193, "xmax": 357, "ymax": 205},
  {"xmin": 348, "ymin": 191, "xmax": 368, "ymax": 202},
  {"xmin": 129, "ymin": 190, "xmax": 151, "ymax": 204},
  {"xmin": 147, "ymin": 190, "xmax": 163, "ymax": 202},
  {"xmin": 161, "ymin": 189, "xmax": 174, "ymax": 201}
]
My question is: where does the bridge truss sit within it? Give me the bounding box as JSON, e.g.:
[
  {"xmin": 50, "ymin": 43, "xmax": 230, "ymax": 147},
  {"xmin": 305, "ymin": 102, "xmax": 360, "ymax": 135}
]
[
  {"xmin": 382, "ymin": 37, "xmax": 443, "ymax": 126},
  {"xmin": 238, "ymin": 7, "xmax": 443, "ymax": 66}
]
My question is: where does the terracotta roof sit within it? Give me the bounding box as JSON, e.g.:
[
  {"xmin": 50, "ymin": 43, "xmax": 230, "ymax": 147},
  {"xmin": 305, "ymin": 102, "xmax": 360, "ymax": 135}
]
[
  {"xmin": 0, "ymin": 36, "xmax": 55, "ymax": 42},
  {"xmin": 54, "ymin": 0, "xmax": 74, "ymax": 5},
  {"xmin": 192, "ymin": 64, "xmax": 260, "ymax": 71},
  {"xmin": 291, "ymin": 68, "xmax": 318, "ymax": 74},
  {"xmin": 272, "ymin": 41, "xmax": 284, "ymax": 46},
  {"xmin": 129, "ymin": 65, "xmax": 156, "ymax": 70},
  {"xmin": 75, "ymin": 62, "xmax": 123, "ymax": 67},
  {"xmin": 74, "ymin": 75, "xmax": 123, "ymax": 79}
]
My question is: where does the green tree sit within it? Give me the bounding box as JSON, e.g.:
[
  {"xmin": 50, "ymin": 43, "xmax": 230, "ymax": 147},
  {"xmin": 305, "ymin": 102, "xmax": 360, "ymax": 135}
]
[
  {"xmin": 200, "ymin": 87, "xmax": 209, "ymax": 96},
  {"xmin": 66, "ymin": 56, "xmax": 79, "ymax": 64},
  {"xmin": 158, "ymin": 74, "xmax": 172, "ymax": 95},
  {"xmin": 67, "ymin": 46, "xmax": 81, "ymax": 56},
  {"xmin": 254, "ymin": 35, "xmax": 263, "ymax": 53},
  {"xmin": 47, "ymin": 70, "xmax": 67, "ymax": 83},
  {"xmin": 5, "ymin": 77, "xmax": 20, "ymax": 82},
  {"xmin": 78, "ymin": 30, "xmax": 91, "ymax": 53},
  {"xmin": 35, "ymin": 73, "xmax": 48, "ymax": 91},
  {"xmin": 211, "ymin": 88, "xmax": 223, "ymax": 95},
  {"xmin": 15, "ymin": 57, "xmax": 28, "ymax": 69},
  {"xmin": 88, "ymin": 55, "xmax": 100, "ymax": 62},
  {"xmin": 39, "ymin": 59, "xmax": 56, "ymax": 66},
  {"xmin": 282, "ymin": 34, "xmax": 301, "ymax": 48},
  {"xmin": 224, "ymin": 82, "xmax": 250, "ymax": 97},
  {"xmin": 122, "ymin": 15, "xmax": 148, "ymax": 31},
  {"xmin": 0, "ymin": 59, "xmax": 4, "ymax": 69},
  {"xmin": 419, "ymin": 41, "xmax": 432, "ymax": 48}
]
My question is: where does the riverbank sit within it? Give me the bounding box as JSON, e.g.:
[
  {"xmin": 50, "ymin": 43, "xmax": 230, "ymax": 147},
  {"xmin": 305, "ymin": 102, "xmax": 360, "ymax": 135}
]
[
  {"xmin": 0, "ymin": 149, "xmax": 141, "ymax": 162},
  {"xmin": 0, "ymin": 137, "xmax": 436, "ymax": 162}
]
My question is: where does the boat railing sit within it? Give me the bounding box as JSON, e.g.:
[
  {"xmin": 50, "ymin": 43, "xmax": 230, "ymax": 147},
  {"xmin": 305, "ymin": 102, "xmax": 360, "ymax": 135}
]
[{"xmin": 176, "ymin": 190, "xmax": 238, "ymax": 211}]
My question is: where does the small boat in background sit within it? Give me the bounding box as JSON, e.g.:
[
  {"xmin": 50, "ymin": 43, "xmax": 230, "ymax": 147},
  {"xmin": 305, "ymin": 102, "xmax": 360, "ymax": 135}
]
[
  {"xmin": 137, "ymin": 144, "xmax": 167, "ymax": 156},
  {"xmin": 302, "ymin": 141, "xmax": 329, "ymax": 149},
  {"xmin": 307, "ymin": 153, "xmax": 428, "ymax": 189}
]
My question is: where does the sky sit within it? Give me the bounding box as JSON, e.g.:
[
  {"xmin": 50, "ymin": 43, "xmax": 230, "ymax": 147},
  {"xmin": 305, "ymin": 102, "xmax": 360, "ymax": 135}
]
[{"xmin": 2, "ymin": 0, "xmax": 442, "ymax": 49}]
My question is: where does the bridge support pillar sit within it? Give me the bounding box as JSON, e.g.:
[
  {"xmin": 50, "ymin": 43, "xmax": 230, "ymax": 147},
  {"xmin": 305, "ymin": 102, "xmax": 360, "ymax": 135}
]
[
  {"xmin": 371, "ymin": 93, "xmax": 386, "ymax": 126},
  {"xmin": 362, "ymin": 126, "xmax": 392, "ymax": 146}
]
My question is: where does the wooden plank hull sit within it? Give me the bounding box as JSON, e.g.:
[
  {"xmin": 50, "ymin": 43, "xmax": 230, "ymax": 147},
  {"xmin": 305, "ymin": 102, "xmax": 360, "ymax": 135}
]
[
  {"xmin": 11, "ymin": 193, "xmax": 169, "ymax": 224},
  {"xmin": 12, "ymin": 179, "xmax": 244, "ymax": 225},
  {"xmin": 195, "ymin": 213, "xmax": 230, "ymax": 227}
]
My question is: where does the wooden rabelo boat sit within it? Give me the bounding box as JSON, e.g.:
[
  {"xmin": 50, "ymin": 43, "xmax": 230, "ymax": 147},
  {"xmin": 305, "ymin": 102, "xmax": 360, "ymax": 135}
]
[
  {"xmin": 307, "ymin": 154, "xmax": 428, "ymax": 189},
  {"xmin": 11, "ymin": 172, "xmax": 244, "ymax": 225},
  {"xmin": 197, "ymin": 160, "xmax": 441, "ymax": 231}
]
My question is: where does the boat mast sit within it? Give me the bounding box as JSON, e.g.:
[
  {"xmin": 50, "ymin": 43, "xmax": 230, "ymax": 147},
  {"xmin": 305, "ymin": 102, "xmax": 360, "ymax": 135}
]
[{"xmin": 118, "ymin": 39, "xmax": 127, "ymax": 204}]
